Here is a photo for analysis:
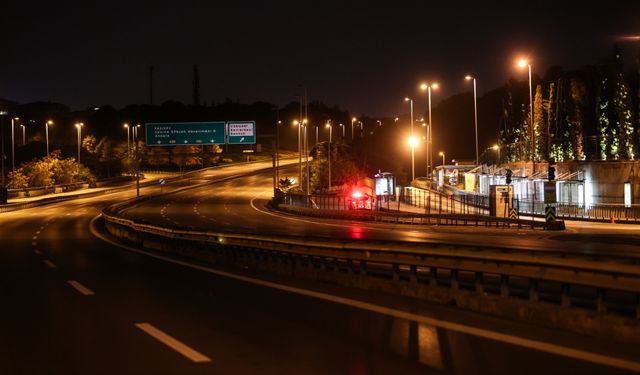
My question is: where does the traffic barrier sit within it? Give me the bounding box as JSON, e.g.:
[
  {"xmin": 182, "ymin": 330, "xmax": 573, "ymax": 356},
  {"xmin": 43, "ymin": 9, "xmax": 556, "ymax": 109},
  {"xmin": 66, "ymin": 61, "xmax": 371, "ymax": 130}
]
[{"xmin": 101, "ymin": 204, "xmax": 640, "ymax": 344}]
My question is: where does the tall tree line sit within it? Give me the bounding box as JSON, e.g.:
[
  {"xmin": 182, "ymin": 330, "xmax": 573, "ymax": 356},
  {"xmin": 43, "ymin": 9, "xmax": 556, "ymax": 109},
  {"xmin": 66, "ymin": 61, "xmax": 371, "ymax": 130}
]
[{"xmin": 499, "ymin": 46, "xmax": 639, "ymax": 163}]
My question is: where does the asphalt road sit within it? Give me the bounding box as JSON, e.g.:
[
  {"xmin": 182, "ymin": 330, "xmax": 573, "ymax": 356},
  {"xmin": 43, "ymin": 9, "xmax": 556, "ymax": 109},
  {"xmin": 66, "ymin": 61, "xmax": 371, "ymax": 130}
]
[{"xmin": 1, "ymin": 163, "xmax": 639, "ymax": 374}]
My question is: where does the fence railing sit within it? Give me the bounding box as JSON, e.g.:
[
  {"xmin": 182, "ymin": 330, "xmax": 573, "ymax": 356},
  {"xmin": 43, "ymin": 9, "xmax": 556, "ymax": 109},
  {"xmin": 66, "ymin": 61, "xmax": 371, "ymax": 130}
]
[{"xmin": 102, "ymin": 202, "xmax": 640, "ymax": 344}]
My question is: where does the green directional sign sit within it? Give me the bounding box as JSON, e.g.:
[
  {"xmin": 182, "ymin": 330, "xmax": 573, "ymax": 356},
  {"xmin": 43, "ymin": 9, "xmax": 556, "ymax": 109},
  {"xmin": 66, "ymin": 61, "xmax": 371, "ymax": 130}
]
[
  {"xmin": 145, "ymin": 122, "xmax": 226, "ymax": 146},
  {"xmin": 227, "ymin": 121, "xmax": 256, "ymax": 144}
]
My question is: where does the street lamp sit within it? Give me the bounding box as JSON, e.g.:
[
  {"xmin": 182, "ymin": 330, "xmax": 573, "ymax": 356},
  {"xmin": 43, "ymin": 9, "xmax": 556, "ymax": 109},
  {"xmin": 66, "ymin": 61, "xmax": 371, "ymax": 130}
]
[
  {"xmin": 404, "ymin": 97, "xmax": 415, "ymax": 180},
  {"xmin": 420, "ymin": 82, "xmax": 438, "ymax": 178},
  {"xmin": 339, "ymin": 123, "xmax": 345, "ymax": 138},
  {"xmin": 326, "ymin": 121, "xmax": 333, "ymax": 191},
  {"xmin": 20, "ymin": 124, "xmax": 25, "ymax": 145},
  {"xmin": 351, "ymin": 117, "xmax": 357, "ymax": 141},
  {"xmin": 276, "ymin": 120, "xmax": 282, "ymax": 186},
  {"xmin": 75, "ymin": 122, "xmax": 84, "ymax": 163},
  {"xmin": 45, "ymin": 120, "xmax": 53, "ymax": 155},
  {"xmin": 518, "ymin": 58, "xmax": 534, "ymax": 160},
  {"xmin": 11, "ymin": 117, "xmax": 18, "ymax": 171},
  {"xmin": 439, "ymin": 151, "xmax": 445, "ymax": 166},
  {"xmin": 465, "ymin": 75, "xmax": 479, "ymax": 166},
  {"xmin": 124, "ymin": 123, "xmax": 130, "ymax": 158},
  {"xmin": 492, "ymin": 144, "xmax": 500, "ymax": 165}
]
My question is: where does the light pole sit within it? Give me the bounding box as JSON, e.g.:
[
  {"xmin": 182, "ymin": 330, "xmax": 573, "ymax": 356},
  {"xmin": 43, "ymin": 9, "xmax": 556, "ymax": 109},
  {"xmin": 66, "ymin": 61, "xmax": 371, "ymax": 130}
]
[
  {"xmin": 20, "ymin": 124, "xmax": 25, "ymax": 145},
  {"xmin": 276, "ymin": 120, "xmax": 281, "ymax": 186},
  {"xmin": 492, "ymin": 145, "xmax": 500, "ymax": 165},
  {"xmin": 11, "ymin": 117, "xmax": 18, "ymax": 171},
  {"xmin": 465, "ymin": 75, "xmax": 479, "ymax": 166},
  {"xmin": 0, "ymin": 111, "xmax": 7, "ymax": 187},
  {"xmin": 439, "ymin": 151, "xmax": 445, "ymax": 166},
  {"xmin": 75, "ymin": 123, "xmax": 84, "ymax": 163},
  {"xmin": 45, "ymin": 120, "xmax": 53, "ymax": 155},
  {"xmin": 420, "ymin": 82, "xmax": 438, "ymax": 178},
  {"xmin": 124, "ymin": 123, "xmax": 130, "ymax": 158},
  {"xmin": 326, "ymin": 121, "xmax": 333, "ymax": 191},
  {"xmin": 351, "ymin": 117, "xmax": 356, "ymax": 141},
  {"xmin": 404, "ymin": 97, "xmax": 415, "ymax": 180},
  {"xmin": 518, "ymin": 59, "xmax": 534, "ymax": 160},
  {"xmin": 294, "ymin": 120, "xmax": 302, "ymax": 189},
  {"xmin": 340, "ymin": 123, "xmax": 345, "ymax": 138}
]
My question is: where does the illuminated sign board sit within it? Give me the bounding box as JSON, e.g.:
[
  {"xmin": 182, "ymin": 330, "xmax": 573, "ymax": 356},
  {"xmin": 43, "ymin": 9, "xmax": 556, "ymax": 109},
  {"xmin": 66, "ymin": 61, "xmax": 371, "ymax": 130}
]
[
  {"xmin": 145, "ymin": 122, "xmax": 226, "ymax": 146},
  {"xmin": 227, "ymin": 121, "xmax": 256, "ymax": 144}
]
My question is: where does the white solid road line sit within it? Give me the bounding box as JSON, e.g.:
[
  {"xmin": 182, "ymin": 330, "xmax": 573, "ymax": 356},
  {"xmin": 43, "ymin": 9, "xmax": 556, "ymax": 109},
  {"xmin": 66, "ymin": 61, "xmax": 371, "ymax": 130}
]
[
  {"xmin": 43, "ymin": 260, "xmax": 57, "ymax": 269},
  {"xmin": 91, "ymin": 213, "xmax": 640, "ymax": 373},
  {"xmin": 135, "ymin": 323, "xmax": 211, "ymax": 363},
  {"xmin": 67, "ymin": 280, "xmax": 95, "ymax": 296}
]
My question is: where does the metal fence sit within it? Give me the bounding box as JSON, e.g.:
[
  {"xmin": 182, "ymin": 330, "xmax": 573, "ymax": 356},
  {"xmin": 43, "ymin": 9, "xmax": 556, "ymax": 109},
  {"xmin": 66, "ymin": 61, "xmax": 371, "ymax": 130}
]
[{"xmin": 286, "ymin": 187, "xmax": 640, "ymax": 223}]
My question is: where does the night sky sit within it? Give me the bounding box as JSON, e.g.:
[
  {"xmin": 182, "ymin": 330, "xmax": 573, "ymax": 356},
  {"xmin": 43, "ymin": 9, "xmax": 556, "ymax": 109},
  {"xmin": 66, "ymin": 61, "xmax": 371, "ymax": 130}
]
[{"xmin": 2, "ymin": 1, "xmax": 640, "ymax": 118}]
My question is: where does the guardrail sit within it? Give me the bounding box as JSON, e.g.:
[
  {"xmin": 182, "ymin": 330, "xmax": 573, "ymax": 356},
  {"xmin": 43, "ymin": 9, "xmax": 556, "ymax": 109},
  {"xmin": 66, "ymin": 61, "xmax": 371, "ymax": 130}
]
[{"xmin": 102, "ymin": 203, "xmax": 640, "ymax": 343}]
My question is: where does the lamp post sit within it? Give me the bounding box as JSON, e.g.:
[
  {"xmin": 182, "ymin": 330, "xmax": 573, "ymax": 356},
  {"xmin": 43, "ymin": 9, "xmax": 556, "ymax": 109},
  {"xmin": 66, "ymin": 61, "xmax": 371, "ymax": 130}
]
[
  {"xmin": 465, "ymin": 75, "xmax": 479, "ymax": 166},
  {"xmin": 518, "ymin": 59, "xmax": 534, "ymax": 160},
  {"xmin": 294, "ymin": 119, "xmax": 302, "ymax": 189},
  {"xmin": 439, "ymin": 151, "xmax": 445, "ymax": 166},
  {"xmin": 124, "ymin": 123, "xmax": 130, "ymax": 158},
  {"xmin": 326, "ymin": 121, "xmax": 332, "ymax": 191},
  {"xmin": 276, "ymin": 120, "xmax": 281, "ymax": 186},
  {"xmin": 404, "ymin": 97, "xmax": 415, "ymax": 180},
  {"xmin": 420, "ymin": 82, "xmax": 438, "ymax": 178},
  {"xmin": 340, "ymin": 123, "xmax": 345, "ymax": 138},
  {"xmin": 351, "ymin": 117, "xmax": 356, "ymax": 141},
  {"xmin": 11, "ymin": 117, "xmax": 18, "ymax": 171},
  {"xmin": 1, "ymin": 111, "xmax": 7, "ymax": 187},
  {"xmin": 45, "ymin": 120, "xmax": 53, "ymax": 155},
  {"xmin": 75, "ymin": 123, "xmax": 84, "ymax": 163},
  {"xmin": 492, "ymin": 144, "xmax": 500, "ymax": 165},
  {"xmin": 20, "ymin": 124, "xmax": 25, "ymax": 145}
]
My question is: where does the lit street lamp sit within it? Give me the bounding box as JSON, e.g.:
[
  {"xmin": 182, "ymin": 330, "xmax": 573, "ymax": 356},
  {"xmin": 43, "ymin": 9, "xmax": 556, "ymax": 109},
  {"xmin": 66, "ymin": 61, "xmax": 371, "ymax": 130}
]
[
  {"xmin": 45, "ymin": 120, "xmax": 53, "ymax": 155},
  {"xmin": 75, "ymin": 123, "xmax": 84, "ymax": 163},
  {"xmin": 404, "ymin": 97, "xmax": 415, "ymax": 180},
  {"xmin": 20, "ymin": 124, "xmax": 25, "ymax": 145},
  {"xmin": 339, "ymin": 123, "xmax": 345, "ymax": 138},
  {"xmin": 420, "ymin": 82, "xmax": 438, "ymax": 178},
  {"xmin": 124, "ymin": 123, "xmax": 130, "ymax": 158},
  {"xmin": 11, "ymin": 117, "xmax": 18, "ymax": 171},
  {"xmin": 492, "ymin": 144, "xmax": 500, "ymax": 165},
  {"xmin": 518, "ymin": 58, "xmax": 534, "ymax": 160},
  {"xmin": 351, "ymin": 117, "xmax": 356, "ymax": 141},
  {"xmin": 276, "ymin": 120, "xmax": 282, "ymax": 186},
  {"xmin": 409, "ymin": 136, "xmax": 418, "ymax": 182},
  {"xmin": 439, "ymin": 151, "xmax": 445, "ymax": 166},
  {"xmin": 465, "ymin": 75, "xmax": 479, "ymax": 166},
  {"xmin": 326, "ymin": 121, "xmax": 333, "ymax": 191}
]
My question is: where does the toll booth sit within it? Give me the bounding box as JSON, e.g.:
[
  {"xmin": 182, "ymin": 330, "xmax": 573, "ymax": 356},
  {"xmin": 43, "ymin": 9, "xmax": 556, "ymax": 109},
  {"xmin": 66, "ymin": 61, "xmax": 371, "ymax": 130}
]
[{"xmin": 489, "ymin": 185, "xmax": 513, "ymax": 217}]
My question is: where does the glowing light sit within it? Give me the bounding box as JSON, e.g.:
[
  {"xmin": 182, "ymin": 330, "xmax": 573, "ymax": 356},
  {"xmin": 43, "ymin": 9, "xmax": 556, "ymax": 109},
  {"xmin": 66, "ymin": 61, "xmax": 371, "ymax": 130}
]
[
  {"xmin": 517, "ymin": 59, "xmax": 528, "ymax": 68},
  {"xmin": 409, "ymin": 136, "xmax": 418, "ymax": 147}
]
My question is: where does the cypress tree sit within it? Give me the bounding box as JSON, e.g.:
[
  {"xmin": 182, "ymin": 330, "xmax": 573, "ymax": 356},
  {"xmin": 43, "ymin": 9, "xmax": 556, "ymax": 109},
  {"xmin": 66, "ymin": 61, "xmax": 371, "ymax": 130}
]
[{"xmin": 613, "ymin": 46, "xmax": 635, "ymax": 159}]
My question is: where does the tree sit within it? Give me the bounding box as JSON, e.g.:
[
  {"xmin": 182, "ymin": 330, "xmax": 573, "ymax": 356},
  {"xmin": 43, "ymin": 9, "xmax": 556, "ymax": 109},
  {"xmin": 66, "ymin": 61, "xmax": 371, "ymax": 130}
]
[
  {"xmin": 7, "ymin": 169, "xmax": 28, "ymax": 189},
  {"xmin": 568, "ymin": 77, "xmax": 587, "ymax": 160},
  {"xmin": 533, "ymin": 84, "xmax": 545, "ymax": 161},
  {"xmin": 613, "ymin": 46, "xmax": 636, "ymax": 160}
]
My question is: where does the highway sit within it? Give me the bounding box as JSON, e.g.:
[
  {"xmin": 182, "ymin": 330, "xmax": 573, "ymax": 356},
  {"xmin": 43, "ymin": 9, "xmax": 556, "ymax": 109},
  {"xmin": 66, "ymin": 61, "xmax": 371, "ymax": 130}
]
[{"xmin": 1, "ymin": 162, "xmax": 639, "ymax": 374}]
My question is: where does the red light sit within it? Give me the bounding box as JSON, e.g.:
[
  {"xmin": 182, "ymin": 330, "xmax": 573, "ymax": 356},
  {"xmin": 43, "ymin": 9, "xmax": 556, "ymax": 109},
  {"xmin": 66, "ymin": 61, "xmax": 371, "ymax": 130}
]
[{"xmin": 352, "ymin": 191, "xmax": 362, "ymax": 198}]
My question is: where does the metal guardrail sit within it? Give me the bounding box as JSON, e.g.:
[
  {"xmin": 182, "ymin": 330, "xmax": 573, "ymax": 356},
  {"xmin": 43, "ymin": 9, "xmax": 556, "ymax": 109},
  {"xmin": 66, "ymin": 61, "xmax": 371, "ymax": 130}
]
[{"xmin": 102, "ymin": 204, "xmax": 640, "ymax": 331}]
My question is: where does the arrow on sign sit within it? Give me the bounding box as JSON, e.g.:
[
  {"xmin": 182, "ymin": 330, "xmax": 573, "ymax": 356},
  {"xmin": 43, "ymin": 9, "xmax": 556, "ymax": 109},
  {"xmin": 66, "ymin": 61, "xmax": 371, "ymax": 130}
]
[
  {"xmin": 157, "ymin": 141, "xmax": 161, "ymax": 144},
  {"xmin": 184, "ymin": 140, "xmax": 188, "ymax": 143},
  {"xmin": 239, "ymin": 137, "xmax": 245, "ymax": 142},
  {"xmin": 210, "ymin": 139, "xmax": 215, "ymax": 142}
]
